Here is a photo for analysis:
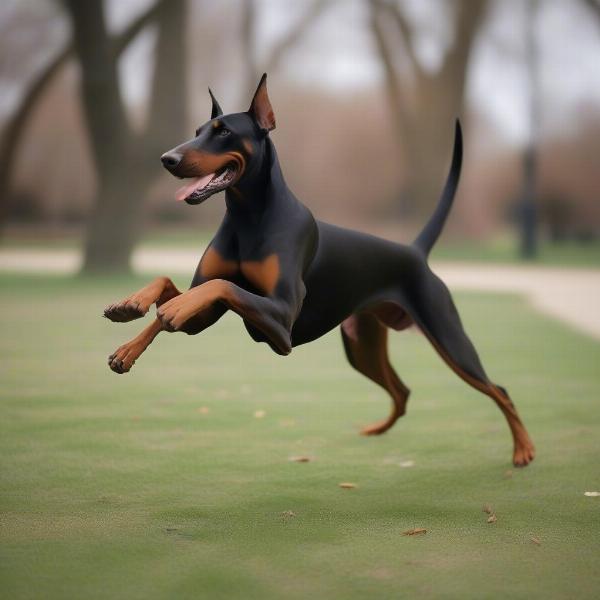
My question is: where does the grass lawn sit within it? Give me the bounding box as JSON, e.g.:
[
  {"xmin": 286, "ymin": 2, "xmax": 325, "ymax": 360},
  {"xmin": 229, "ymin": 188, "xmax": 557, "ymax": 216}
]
[{"xmin": 1, "ymin": 274, "xmax": 599, "ymax": 599}]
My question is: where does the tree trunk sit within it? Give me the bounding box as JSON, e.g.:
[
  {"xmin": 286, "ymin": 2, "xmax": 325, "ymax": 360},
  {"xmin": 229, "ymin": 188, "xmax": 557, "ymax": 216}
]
[
  {"xmin": 65, "ymin": 0, "xmax": 187, "ymax": 274},
  {"xmin": 65, "ymin": 0, "xmax": 139, "ymax": 273}
]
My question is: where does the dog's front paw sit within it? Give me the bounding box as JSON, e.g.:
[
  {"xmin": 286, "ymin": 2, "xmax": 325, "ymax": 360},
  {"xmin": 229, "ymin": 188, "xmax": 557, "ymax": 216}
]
[
  {"xmin": 108, "ymin": 341, "xmax": 144, "ymax": 374},
  {"xmin": 156, "ymin": 300, "xmax": 187, "ymax": 332},
  {"xmin": 104, "ymin": 296, "xmax": 151, "ymax": 322}
]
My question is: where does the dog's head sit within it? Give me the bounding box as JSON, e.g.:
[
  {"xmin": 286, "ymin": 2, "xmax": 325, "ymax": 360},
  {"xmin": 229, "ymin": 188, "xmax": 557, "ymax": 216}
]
[{"xmin": 161, "ymin": 74, "xmax": 276, "ymax": 205}]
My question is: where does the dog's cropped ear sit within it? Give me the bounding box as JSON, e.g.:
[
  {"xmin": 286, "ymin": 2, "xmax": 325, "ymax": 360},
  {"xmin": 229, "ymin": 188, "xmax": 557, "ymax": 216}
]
[
  {"xmin": 248, "ymin": 73, "xmax": 276, "ymax": 132},
  {"xmin": 209, "ymin": 88, "xmax": 223, "ymax": 119}
]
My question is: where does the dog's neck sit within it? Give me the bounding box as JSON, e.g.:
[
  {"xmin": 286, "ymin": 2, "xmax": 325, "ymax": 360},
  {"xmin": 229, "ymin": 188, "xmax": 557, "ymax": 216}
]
[{"xmin": 225, "ymin": 137, "xmax": 285, "ymax": 223}]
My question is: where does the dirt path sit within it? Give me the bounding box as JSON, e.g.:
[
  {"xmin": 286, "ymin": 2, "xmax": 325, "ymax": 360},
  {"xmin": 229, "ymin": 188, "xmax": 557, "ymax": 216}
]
[{"xmin": 1, "ymin": 248, "xmax": 599, "ymax": 340}]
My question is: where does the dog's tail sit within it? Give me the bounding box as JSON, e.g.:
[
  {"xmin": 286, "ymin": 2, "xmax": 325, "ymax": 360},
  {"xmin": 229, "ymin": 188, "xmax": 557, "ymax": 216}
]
[{"xmin": 412, "ymin": 120, "xmax": 463, "ymax": 257}]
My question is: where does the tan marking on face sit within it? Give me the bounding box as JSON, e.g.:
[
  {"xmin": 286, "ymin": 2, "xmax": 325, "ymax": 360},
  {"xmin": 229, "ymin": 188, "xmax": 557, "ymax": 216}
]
[
  {"xmin": 212, "ymin": 120, "xmax": 221, "ymax": 129},
  {"xmin": 242, "ymin": 138, "xmax": 254, "ymax": 155},
  {"xmin": 240, "ymin": 254, "xmax": 280, "ymax": 295},
  {"xmin": 199, "ymin": 246, "xmax": 239, "ymax": 280},
  {"xmin": 179, "ymin": 149, "xmax": 246, "ymax": 181}
]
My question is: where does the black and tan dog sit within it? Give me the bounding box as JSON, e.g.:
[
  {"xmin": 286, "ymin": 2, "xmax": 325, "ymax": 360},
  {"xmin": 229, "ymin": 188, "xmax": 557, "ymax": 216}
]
[{"xmin": 104, "ymin": 74, "xmax": 535, "ymax": 467}]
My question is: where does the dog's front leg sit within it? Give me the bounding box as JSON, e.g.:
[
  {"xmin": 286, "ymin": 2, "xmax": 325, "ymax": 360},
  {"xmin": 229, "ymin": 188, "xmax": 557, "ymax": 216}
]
[
  {"xmin": 108, "ymin": 318, "xmax": 164, "ymax": 374},
  {"xmin": 157, "ymin": 279, "xmax": 294, "ymax": 355},
  {"xmin": 104, "ymin": 276, "xmax": 180, "ymax": 322},
  {"xmin": 106, "ymin": 277, "xmax": 182, "ymax": 373}
]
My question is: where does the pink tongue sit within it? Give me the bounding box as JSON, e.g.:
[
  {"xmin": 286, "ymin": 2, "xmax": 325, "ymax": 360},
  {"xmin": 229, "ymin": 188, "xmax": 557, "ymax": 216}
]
[{"xmin": 175, "ymin": 173, "xmax": 215, "ymax": 201}]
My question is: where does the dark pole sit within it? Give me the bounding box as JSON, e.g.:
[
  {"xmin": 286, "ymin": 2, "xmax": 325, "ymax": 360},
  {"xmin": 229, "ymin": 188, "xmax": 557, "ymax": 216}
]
[{"xmin": 520, "ymin": 0, "xmax": 539, "ymax": 259}]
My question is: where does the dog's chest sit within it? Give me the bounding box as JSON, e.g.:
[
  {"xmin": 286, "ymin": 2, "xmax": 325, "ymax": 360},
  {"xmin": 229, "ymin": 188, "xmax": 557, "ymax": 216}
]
[{"xmin": 200, "ymin": 246, "xmax": 279, "ymax": 295}]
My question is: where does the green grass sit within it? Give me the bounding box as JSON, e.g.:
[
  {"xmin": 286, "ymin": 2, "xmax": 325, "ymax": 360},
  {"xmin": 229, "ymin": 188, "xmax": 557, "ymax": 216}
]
[{"xmin": 1, "ymin": 274, "xmax": 599, "ymax": 599}]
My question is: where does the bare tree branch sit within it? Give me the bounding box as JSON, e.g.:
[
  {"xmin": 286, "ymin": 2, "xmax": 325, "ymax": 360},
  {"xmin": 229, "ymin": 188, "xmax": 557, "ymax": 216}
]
[
  {"xmin": 370, "ymin": 0, "xmax": 421, "ymax": 76},
  {"xmin": 239, "ymin": 0, "xmax": 333, "ymax": 97},
  {"xmin": 582, "ymin": 0, "xmax": 600, "ymax": 24},
  {"xmin": 263, "ymin": 0, "xmax": 332, "ymax": 73},
  {"xmin": 368, "ymin": 1, "xmax": 411, "ymax": 144},
  {"xmin": 240, "ymin": 0, "xmax": 259, "ymax": 93}
]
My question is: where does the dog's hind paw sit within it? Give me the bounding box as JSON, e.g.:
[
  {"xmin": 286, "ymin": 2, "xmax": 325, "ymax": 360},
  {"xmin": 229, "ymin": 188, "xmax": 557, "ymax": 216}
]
[
  {"xmin": 360, "ymin": 417, "xmax": 398, "ymax": 436},
  {"xmin": 512, "ymin": 442, "xmax": 536, "ymax": 467}
]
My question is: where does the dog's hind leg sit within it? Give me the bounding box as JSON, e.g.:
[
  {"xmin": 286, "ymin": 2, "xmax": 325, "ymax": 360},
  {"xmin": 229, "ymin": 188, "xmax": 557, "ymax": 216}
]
[
  {"xmin": 341, "ymin": 312, "xmax": 410, "ymax": 435},
  {"xmin": 404, "ymin": 275, "xmax": 535, "ymax": 467},
  {"xmin": 104, "ymin": 277, "xmax": 181, "ymax": 322}
]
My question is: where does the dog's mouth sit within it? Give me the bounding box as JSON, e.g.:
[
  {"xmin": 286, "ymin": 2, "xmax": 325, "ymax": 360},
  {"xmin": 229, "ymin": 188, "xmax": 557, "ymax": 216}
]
[{"xmin": 175, "ymin": 163, "xmax": 238, "ymax": 205}]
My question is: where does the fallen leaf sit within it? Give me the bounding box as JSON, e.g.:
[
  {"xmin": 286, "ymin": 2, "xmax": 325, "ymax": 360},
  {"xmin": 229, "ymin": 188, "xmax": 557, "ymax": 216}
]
[
  {"xmin": 339, "ymin": 482, "xmax": 357, "ymax": 489},
  {"xmin": 399, "ymin": 460, "xmax": 415, "ymax": 468},
  {"xmin": 530, "ymin": 536, "xmax": 541, "ymax": 545},
  {"xmin": 289, "ymin": 456, "xmax": 312, "ymax": 463},
  {"xmin": 197, "ymin": 406, "xmax": 210, "ymax": 414},
  {"xmin": 483, "ymin": 504, "xmax": 493, "ymax": 514},
  {"xmin": 281, "ymin": 510, "xmax": 296, "ymax": 518},
  {"xmin": 584, "ymin": 491, "xmax": 600, "ymax": 497},
  {"xmin": 504, "ymin": 470, "xmax": 513, "ymax": 479},
  {"xmin": 165, "ymin": 527, "xmax": 178, "ymax": 532},
  {"xmin": 254, "ymin": 410, "xmax": 266, "ymax": 418},
  {"xmin": 487, "ymin": 514, "xmax": 497, "ymax": 523},
  {"xmin": 403, "ymin": 528, "xmax": 427, "ymax": 536}
]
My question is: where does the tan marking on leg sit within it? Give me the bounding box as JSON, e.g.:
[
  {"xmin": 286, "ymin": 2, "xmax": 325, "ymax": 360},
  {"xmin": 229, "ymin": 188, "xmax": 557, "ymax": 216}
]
[
  {"xmin": 423, "ymin": 331, "xmax": 535, "ymax": 467},
  {"xmin": 108, "ymin": 318, "xmax": 163, "ymax": 374},
  {"xmin": 341, "ymin": 312, "xmax": 410, "ymax": 436}
]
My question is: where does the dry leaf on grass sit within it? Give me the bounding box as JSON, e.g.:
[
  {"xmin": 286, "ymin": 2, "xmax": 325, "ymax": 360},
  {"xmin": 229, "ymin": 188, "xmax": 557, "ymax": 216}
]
[
  {"xmin": 584, "ymin": 491, "xmax": 600, "ymax": 497},
  {"xmin": 399, "ymin": 460, "xmax": 415, "ymax": 468},
  {"xmin": 254, "ymin": 410, "xmax": 266, "ymax": 418},
  {"xmin": 403, "ymin": 528, "xmax": 427, "ymax": 536},
  {"xmin": 339, "ymin": 482, "xmax": 357, "ymax": 489},
  {"xmin": 530, "ymin": 536, "xmax": 541, "ymax": 545},
  {"xmin": 483, "ymin": 504, "xmax": 493, "ymax": 514},
  {"xmin": 487, "ymin": 514, "xmax": 497, "ymax": 523},
  {"xmin": 281, "ymin": 510, "xmax": 296, "ymax": 518},
  {"xmin": 504, "ymin": 470, "xmax": 513, "ymax": 479},
  {"xmin": 289, "ymin": 456, "xmax": 312, "ymax": 463},
  {"xmin": 197, "ymin": 407, "xmax": 210, "ymax": 414}
]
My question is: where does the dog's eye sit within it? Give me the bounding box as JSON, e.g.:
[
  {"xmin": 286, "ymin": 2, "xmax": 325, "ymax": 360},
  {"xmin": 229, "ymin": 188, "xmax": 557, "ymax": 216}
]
[{"xmin": 219, "ymin": 128, "xmax": 231, "ymax": 137}]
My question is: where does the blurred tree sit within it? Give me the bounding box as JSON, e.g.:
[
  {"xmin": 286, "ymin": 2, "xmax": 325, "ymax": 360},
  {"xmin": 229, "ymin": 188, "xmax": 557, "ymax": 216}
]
[
  {"xmin": 0, "ymin": 1, "xmax": 166, "ymax": 240},
  {"xmin": 65, "ymin": 0, "xmax": 187, "ymax": 273},
  {"xmin": 368, "ymin": 0, "xmax": 488, "ymax": 216}
]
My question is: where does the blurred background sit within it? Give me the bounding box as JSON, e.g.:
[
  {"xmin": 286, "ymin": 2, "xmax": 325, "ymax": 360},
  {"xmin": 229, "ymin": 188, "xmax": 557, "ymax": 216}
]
[{"xmin": 1, "ymin": 0, "xmax": 600, "ymax": 272}]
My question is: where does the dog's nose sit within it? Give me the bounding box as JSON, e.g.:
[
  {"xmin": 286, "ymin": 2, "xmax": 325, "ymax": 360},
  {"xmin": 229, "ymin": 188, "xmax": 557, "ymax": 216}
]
[{"xmin": 161, "ymin": 151, "xmax": 183, "ymax": 171}]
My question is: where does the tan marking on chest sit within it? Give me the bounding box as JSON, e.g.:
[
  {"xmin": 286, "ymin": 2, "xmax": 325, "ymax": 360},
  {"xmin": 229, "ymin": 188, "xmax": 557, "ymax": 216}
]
[
  {"xmin": 200, "ymin": 247, "xmax": 238, "ymax": 280},
  {"xmin": 241, "ymin": 254, "xmax": 280, "ymax": 295}
]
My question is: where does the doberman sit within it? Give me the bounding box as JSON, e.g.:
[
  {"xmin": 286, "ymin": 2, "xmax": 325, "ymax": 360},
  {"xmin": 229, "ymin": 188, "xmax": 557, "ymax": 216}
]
[{"xmin": 104, "ymin": 74, "xmax": 535, "ymax": 467}]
